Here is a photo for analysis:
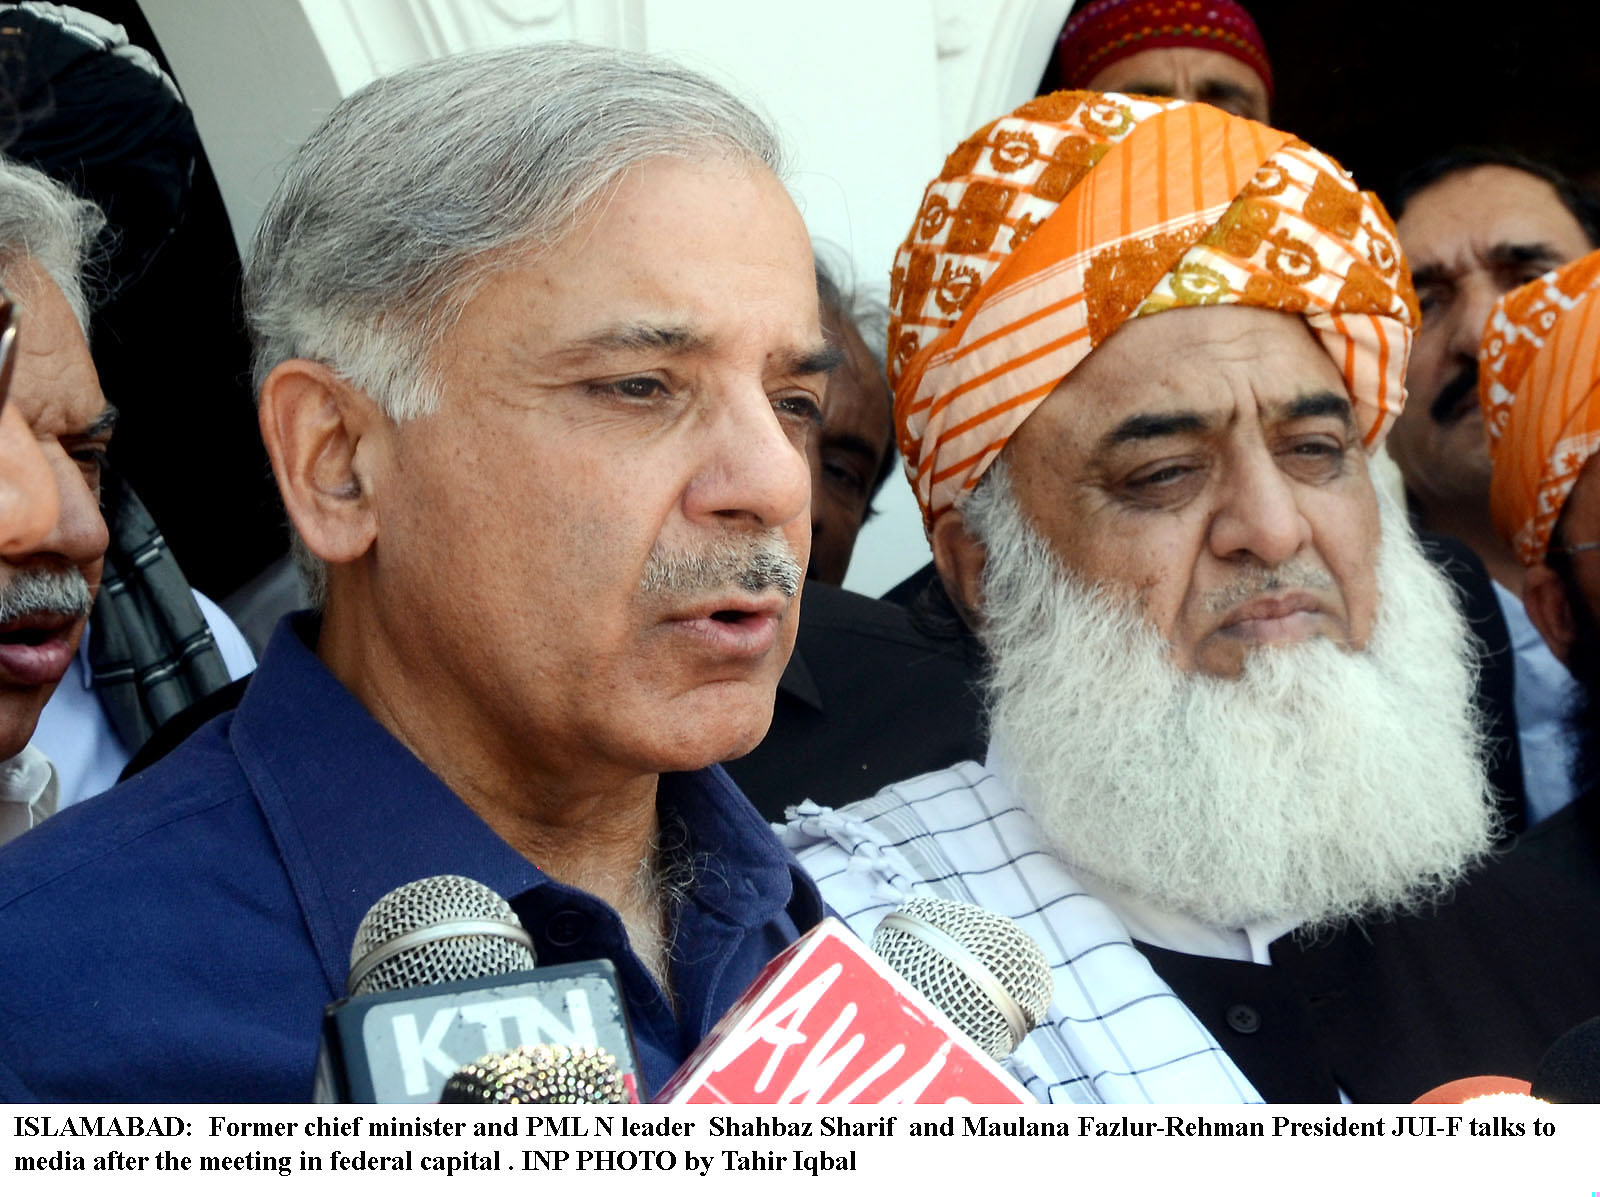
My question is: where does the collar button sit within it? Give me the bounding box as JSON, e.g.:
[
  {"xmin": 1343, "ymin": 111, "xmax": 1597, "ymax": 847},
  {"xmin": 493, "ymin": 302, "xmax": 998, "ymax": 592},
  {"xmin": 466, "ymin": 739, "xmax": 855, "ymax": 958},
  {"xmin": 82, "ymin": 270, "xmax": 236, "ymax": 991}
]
[
  {"xmin": 545, "ymin": 909, "xmax": 590, "ymax": 947},
  {"xmin": 1225, "ymin": 1002, "xmax": 1261, "ymax": 1035}
]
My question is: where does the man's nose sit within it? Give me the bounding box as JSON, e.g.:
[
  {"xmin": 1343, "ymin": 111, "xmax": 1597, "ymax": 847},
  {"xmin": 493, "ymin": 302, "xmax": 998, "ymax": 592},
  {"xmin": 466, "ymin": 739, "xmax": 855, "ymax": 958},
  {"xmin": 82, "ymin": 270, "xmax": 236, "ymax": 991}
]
[
  {"xmin": 13, "ymin": 440, "xmax": 109, "ymax": 570},
  {"xmin": 686, "ymin": 386, "xmax": 812, "ymax": 534},
  {"xmin": 0, "ymin": 402, "xmax": 57, "ymax": 555},
  {"xmin": 1449, "ymin": 273, "xmax": 1504, "ymax": 367},
  {"xmin": 1207, "ymin": 447, "xmax": 1312, "ymax": 569}
]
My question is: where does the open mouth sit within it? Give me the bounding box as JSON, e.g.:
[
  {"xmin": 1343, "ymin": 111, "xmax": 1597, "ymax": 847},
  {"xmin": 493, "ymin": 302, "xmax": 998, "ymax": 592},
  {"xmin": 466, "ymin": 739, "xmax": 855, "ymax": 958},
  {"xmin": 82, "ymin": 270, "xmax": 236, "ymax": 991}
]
[
  {"xmin": 669, "ymin": 595, "xmax": 786, "ymax": 659},
  {"xmin": 0, "ymin": 612, "xmax": 81, "ymax": 686},
  {"xmin": 0, "ymin": 611, "xmax": 73, "ymax": 643},
  {"xmin": 0, "ymin": 627, "xmax": 57, "ymax": 646},
  {"xmin": 0, "ymin": 623, "xmax": 66, "ymax": 647}
]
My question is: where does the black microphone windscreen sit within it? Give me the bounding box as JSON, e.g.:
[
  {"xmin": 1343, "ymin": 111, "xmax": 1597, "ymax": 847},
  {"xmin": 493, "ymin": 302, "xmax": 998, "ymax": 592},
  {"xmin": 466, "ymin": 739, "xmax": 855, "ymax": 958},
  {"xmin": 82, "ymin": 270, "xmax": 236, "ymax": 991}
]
[
  {"xmin": 1531, "ymin": 1015, "xmax": 1600, "ymax": 1103},
  {"xmin": 440, "ymin": 1044, "xmax": 631, "ymax": 1104}
]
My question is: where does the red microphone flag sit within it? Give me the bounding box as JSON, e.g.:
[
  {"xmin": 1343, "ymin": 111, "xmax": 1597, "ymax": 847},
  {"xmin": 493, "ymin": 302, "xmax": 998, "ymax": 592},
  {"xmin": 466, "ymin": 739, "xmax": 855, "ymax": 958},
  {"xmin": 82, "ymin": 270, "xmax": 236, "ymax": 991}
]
[{"xmin": 658, "ymin": 918, "xmax": 1034, "ymax": 1104}]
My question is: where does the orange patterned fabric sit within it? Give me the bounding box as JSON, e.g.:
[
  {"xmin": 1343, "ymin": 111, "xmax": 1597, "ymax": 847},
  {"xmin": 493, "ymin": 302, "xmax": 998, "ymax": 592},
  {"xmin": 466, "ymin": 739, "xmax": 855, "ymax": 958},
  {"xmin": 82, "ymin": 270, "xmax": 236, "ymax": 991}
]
[
  {"xmin": 889, "ymin": 91, "xmax": 1417, "ymax": 529},
  {"xmin": 1480, "ymin": 249, "xmax": 1600, "ymax": 566}
]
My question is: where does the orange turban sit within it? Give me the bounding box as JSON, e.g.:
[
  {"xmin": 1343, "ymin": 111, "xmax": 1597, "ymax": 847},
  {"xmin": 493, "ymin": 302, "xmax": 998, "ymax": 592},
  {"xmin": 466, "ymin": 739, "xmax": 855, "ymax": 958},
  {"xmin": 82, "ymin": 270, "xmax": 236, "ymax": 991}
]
[
  {"xmin": 888, "ymin": 91, "xmax": 1418, "ymax": 529},
  {"xmin": 1480, "ymin": 249, "xmax": 1600, "ymax": 566}
]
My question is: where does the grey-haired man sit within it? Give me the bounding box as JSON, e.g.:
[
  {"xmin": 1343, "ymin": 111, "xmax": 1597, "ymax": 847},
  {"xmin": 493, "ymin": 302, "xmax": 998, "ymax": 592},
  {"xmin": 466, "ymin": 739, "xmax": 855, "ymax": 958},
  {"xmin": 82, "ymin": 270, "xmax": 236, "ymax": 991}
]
[{"xmin": 0, "ymin": 43, "xmax": 831, "ymax": 1100}]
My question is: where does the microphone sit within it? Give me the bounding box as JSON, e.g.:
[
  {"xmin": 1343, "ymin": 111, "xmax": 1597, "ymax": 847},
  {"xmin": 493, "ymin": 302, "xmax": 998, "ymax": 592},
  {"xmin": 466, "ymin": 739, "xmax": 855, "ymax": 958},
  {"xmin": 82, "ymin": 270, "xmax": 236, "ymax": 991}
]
[
  {"xmin": 870, "ymin": 895, "xmax": 1052, "ymax": 1060},
  {"xmin": 1531, "ymin": 1015, "xmax": 1600, "ymax": 1103},
  {"xmin": 1413, "ymin": 1076, "xmax": 1534, "ymax": 1103},
  {"xmin": 347, "ymin": 873, "xmax": 537, "ymax": 995},
  {"xmin": 313, "ymin": 875, "xmax": 641, "ymax": 1102},
  {"xmin": 440, "ymin": 1044, "xmax": 631, "ymax": 1104},
  {"xmin": 657, "ymin": 897, "xmax": 1051, "ymax": 1104}
]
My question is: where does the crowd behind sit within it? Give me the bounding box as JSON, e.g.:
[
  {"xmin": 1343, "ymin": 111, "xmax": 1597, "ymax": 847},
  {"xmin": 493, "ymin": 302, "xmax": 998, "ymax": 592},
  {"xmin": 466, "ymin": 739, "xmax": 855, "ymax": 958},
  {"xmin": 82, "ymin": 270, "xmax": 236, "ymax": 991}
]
[{"xmin": 0, "ymin": 0, "xmax": 1595, "ymax": 1103}]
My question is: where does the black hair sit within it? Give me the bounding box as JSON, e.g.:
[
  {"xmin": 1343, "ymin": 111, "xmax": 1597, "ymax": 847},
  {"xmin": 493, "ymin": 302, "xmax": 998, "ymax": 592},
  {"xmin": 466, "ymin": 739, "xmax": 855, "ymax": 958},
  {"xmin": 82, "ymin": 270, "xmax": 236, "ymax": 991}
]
[
  {"xmin": 812, "ymin": 247, "xmax": 898, "ymax": 505},
  {"xmin": 1390, "ymin": 147, "xmax": 1600, "ymax": 250}
]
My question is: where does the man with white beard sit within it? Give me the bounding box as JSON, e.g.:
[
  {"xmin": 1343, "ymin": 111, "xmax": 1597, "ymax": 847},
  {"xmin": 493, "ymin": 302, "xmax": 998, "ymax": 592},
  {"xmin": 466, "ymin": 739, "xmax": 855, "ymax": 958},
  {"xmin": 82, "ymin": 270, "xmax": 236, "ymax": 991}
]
[
  {"xmin": 964, "ymin": 456, "xmax": 1487, "ymax": 937},
  {"xmin": 788, "ymin": 90, "xmax": 1600, "ymax": 1102}
]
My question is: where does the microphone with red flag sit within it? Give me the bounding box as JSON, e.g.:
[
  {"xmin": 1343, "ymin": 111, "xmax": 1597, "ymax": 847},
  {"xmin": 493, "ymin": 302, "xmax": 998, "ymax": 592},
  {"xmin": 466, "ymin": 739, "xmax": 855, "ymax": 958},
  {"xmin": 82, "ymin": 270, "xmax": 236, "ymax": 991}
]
[{"xmin": 658, "ymin": 897, "xmax": 1051, "ymax": 1104}]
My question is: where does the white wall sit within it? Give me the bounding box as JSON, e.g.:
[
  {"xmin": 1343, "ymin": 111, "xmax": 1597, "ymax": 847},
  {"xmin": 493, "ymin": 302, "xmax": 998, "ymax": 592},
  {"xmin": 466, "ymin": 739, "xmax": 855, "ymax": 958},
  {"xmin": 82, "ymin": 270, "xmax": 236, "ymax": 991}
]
[{"xmin": 138, "ymin": 0, "xmax": 1072, "ymax": 596}]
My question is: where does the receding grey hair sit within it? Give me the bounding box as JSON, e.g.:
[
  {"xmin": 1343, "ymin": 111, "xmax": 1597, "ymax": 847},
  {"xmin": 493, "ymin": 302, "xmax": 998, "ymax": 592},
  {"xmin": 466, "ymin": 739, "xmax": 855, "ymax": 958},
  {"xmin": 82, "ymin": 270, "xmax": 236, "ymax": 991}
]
[
  {"xmin": 0, "ymin": 155, "xmax": 103, "ymax": 333},
  {"xmin": 245, "ymin": 42, "xmax": 785, "ymax": 609},
  {"xmin": 245, "ymin": 41, "xmax": 784, "ymax": 422}
]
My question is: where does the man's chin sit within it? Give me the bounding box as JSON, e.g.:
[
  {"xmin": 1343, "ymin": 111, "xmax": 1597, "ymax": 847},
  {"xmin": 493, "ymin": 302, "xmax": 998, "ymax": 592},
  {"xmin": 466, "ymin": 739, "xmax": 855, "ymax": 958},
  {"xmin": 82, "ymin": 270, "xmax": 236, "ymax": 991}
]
[
  {"xmin": 0, "ymin": 690, "xmax": 53, "ymax": 760},
  {"xmin": 654, "ymin": 689, "xmax": 778, "ymax": 773}
]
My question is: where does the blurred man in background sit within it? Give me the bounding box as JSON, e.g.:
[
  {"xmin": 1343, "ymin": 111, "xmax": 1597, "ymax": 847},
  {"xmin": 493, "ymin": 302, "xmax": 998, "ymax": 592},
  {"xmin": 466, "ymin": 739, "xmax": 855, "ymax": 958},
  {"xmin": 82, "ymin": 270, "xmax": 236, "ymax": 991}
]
[
  {"xmin": 1053, "ymin": 0, "xmax": 1272, "ymax": 121},
  {"xmin": 1392, "ymin": 149, "xmax": 1600, "ymax": 820}
]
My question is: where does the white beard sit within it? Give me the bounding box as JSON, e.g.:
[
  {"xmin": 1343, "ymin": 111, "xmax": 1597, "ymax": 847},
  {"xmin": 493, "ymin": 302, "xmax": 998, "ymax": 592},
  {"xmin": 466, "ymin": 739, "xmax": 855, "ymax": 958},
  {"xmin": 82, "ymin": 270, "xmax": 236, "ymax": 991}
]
[{"xmin": 965, "ymin": 463, "xmax": 1496, "ymax": 933}]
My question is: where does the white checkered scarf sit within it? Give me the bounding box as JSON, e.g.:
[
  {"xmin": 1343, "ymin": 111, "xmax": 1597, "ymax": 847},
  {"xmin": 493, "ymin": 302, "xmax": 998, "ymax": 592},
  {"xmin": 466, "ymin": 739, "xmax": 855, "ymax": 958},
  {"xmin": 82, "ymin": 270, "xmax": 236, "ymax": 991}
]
[{"xmin": 782, "ymin": 757, "xmax": 1261, "ymax": 1103}]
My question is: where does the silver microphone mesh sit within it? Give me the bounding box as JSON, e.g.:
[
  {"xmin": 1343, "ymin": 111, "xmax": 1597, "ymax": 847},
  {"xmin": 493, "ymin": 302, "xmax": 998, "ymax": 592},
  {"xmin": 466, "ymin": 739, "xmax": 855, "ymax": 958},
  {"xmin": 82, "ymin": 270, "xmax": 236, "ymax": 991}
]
[
  {"xmin": 440, "ymin": 1044, "xmax": 631, "ymax": 1105},
  {"xmin": 871, "ymin": 895, "xmax": 1052, "ymax": 1060},
  {"xmin": 346, "ymin": 874, "xmax": 537, "ymax": 996}
]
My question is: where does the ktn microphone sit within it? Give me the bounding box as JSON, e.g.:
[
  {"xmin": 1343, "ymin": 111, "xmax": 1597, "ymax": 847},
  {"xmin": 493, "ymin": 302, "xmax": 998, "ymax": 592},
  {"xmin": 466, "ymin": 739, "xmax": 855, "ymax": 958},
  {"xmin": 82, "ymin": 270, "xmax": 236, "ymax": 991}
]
[
  {"xmin": 440, "ymin": 1043, "xmax": 631, "ymax": 1104},
  {"xmin": 658, "ymin": 895, "xmax": 1051, "ymax": 1103},
  {"xmin": 313, "ymin": 874, "xmax": 640, "ymax": 1102}
]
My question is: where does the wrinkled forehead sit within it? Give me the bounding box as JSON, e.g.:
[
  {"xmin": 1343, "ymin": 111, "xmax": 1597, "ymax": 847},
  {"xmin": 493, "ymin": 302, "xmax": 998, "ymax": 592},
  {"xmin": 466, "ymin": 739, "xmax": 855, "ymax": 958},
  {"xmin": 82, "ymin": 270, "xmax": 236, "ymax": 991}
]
[
  {"xmin": 3, "ymin": 259, "xmax": 105, "ymax": 434},
  {"xmin": 1087, "ymin": 45, "xmax": 1268, "ymax": 96},
  {"xmin": 1034, "ymin": 305, "xmax": 1351, "ymax": 443},
  {"xmin": 1398, "ymin": 167, "xmax": 1587, "ymax": 270}
]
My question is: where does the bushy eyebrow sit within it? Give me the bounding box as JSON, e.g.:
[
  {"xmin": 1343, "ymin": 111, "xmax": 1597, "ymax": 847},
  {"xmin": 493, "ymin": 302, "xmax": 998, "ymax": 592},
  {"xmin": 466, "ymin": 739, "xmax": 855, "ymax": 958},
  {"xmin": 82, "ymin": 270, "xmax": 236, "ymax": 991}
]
[
  {"xmin": 550, "ymin": 323, "xmax": 842, "ymax": 378},
  {"xmin": 1195, "ymin": 81, "xmax": 1255, "ymax": 105},
  {"xmin": 1275, "ymin": 391, "xmax": 1353, "ymax": 428},
  {"xmin": 1097, "ymin": 390, "xmax": 1351, "ymax": 452},
  {"xmin": 1413, "ymin": 240, "xmax": 1570, "ymax": 290},
  {"xmin": 76, "ymin": 403, "xmax": 118, "ymax": 440},
  {"xmin": 1487, "ymin": 241, "xmax": 1569, "ymax": 270},
  {"xmin": 1100, "ymin": 410, "xmax": 1212, "ymax": 449},
  {"xmin": 782, "ymin": 344, "xmax": 845, "ymax": 377},
  {"xmin": 566, "ymin": 322, "xmax": 709, "ymax": 355}
]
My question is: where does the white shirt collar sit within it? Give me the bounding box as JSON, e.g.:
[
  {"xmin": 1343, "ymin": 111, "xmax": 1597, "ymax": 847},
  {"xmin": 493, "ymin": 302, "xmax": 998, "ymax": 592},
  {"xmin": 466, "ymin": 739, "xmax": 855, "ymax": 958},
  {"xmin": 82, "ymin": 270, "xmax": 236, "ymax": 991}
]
[{"xmin": 0, "ymin": 744, "xmax": 60, "ymax": 846}]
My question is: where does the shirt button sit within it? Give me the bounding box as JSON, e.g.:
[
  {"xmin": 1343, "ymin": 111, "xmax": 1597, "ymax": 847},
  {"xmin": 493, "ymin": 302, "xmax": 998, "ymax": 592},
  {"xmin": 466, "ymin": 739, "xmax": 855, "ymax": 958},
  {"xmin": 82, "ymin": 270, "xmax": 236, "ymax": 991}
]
[
  {"xmin": 1225, "ymin": 1003, "xmax": 1261, "ymax": 1035},
  {"xmin": 546, "ymin": 909, "xmax": 590, "ymax": 947}
]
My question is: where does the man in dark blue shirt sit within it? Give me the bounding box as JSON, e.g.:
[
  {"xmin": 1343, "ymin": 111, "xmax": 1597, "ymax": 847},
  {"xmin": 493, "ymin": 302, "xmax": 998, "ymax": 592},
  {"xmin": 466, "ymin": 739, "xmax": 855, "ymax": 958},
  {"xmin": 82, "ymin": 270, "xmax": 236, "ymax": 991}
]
[{"xmin": 0, "ymin": 42, "xmax": 833, "ymax": 1100}]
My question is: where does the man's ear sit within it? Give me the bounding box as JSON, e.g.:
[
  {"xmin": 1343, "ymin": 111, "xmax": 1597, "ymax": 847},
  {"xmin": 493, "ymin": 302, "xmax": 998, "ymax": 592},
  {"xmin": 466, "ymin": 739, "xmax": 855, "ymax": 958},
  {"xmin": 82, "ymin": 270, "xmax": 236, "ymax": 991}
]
[
  {"xmin": 1524, "ymin": 562, "xmax": 1577, "ymax": 667},
  {"xmin": 931, "ymin": 507, "xmax": 987, "ymax": 628},
  {"xmin": 257, "ymin": 359, "xmax": 384, "ymax": 568}
]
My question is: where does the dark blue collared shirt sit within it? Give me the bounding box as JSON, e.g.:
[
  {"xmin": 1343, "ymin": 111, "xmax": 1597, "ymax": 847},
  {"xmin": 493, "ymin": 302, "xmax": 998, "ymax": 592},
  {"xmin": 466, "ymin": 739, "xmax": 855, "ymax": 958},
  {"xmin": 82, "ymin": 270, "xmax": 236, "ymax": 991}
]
[{"xmin": 0, "ymin": 615, "xmax": 822, "ymax": 1101}]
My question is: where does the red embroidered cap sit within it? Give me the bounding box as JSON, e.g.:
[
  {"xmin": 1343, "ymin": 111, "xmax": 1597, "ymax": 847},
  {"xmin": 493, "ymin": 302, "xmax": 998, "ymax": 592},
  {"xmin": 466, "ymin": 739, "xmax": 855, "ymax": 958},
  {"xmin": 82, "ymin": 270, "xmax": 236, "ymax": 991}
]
[{"xmin": 1056, "ymin": 0, "xmax": 1274, "ymax": 100}]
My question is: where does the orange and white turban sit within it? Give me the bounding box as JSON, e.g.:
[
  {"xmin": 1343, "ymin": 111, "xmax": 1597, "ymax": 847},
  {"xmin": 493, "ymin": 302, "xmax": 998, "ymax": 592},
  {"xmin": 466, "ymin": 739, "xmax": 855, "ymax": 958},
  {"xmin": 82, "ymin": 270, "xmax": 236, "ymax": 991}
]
[
  {"xmin": 1480, "ymin": 249, "xmax": 1600, "ymax": 566},
  {"xmin": 888, "ymin": 91, "xmax": 1418, "ymax": 529}
]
